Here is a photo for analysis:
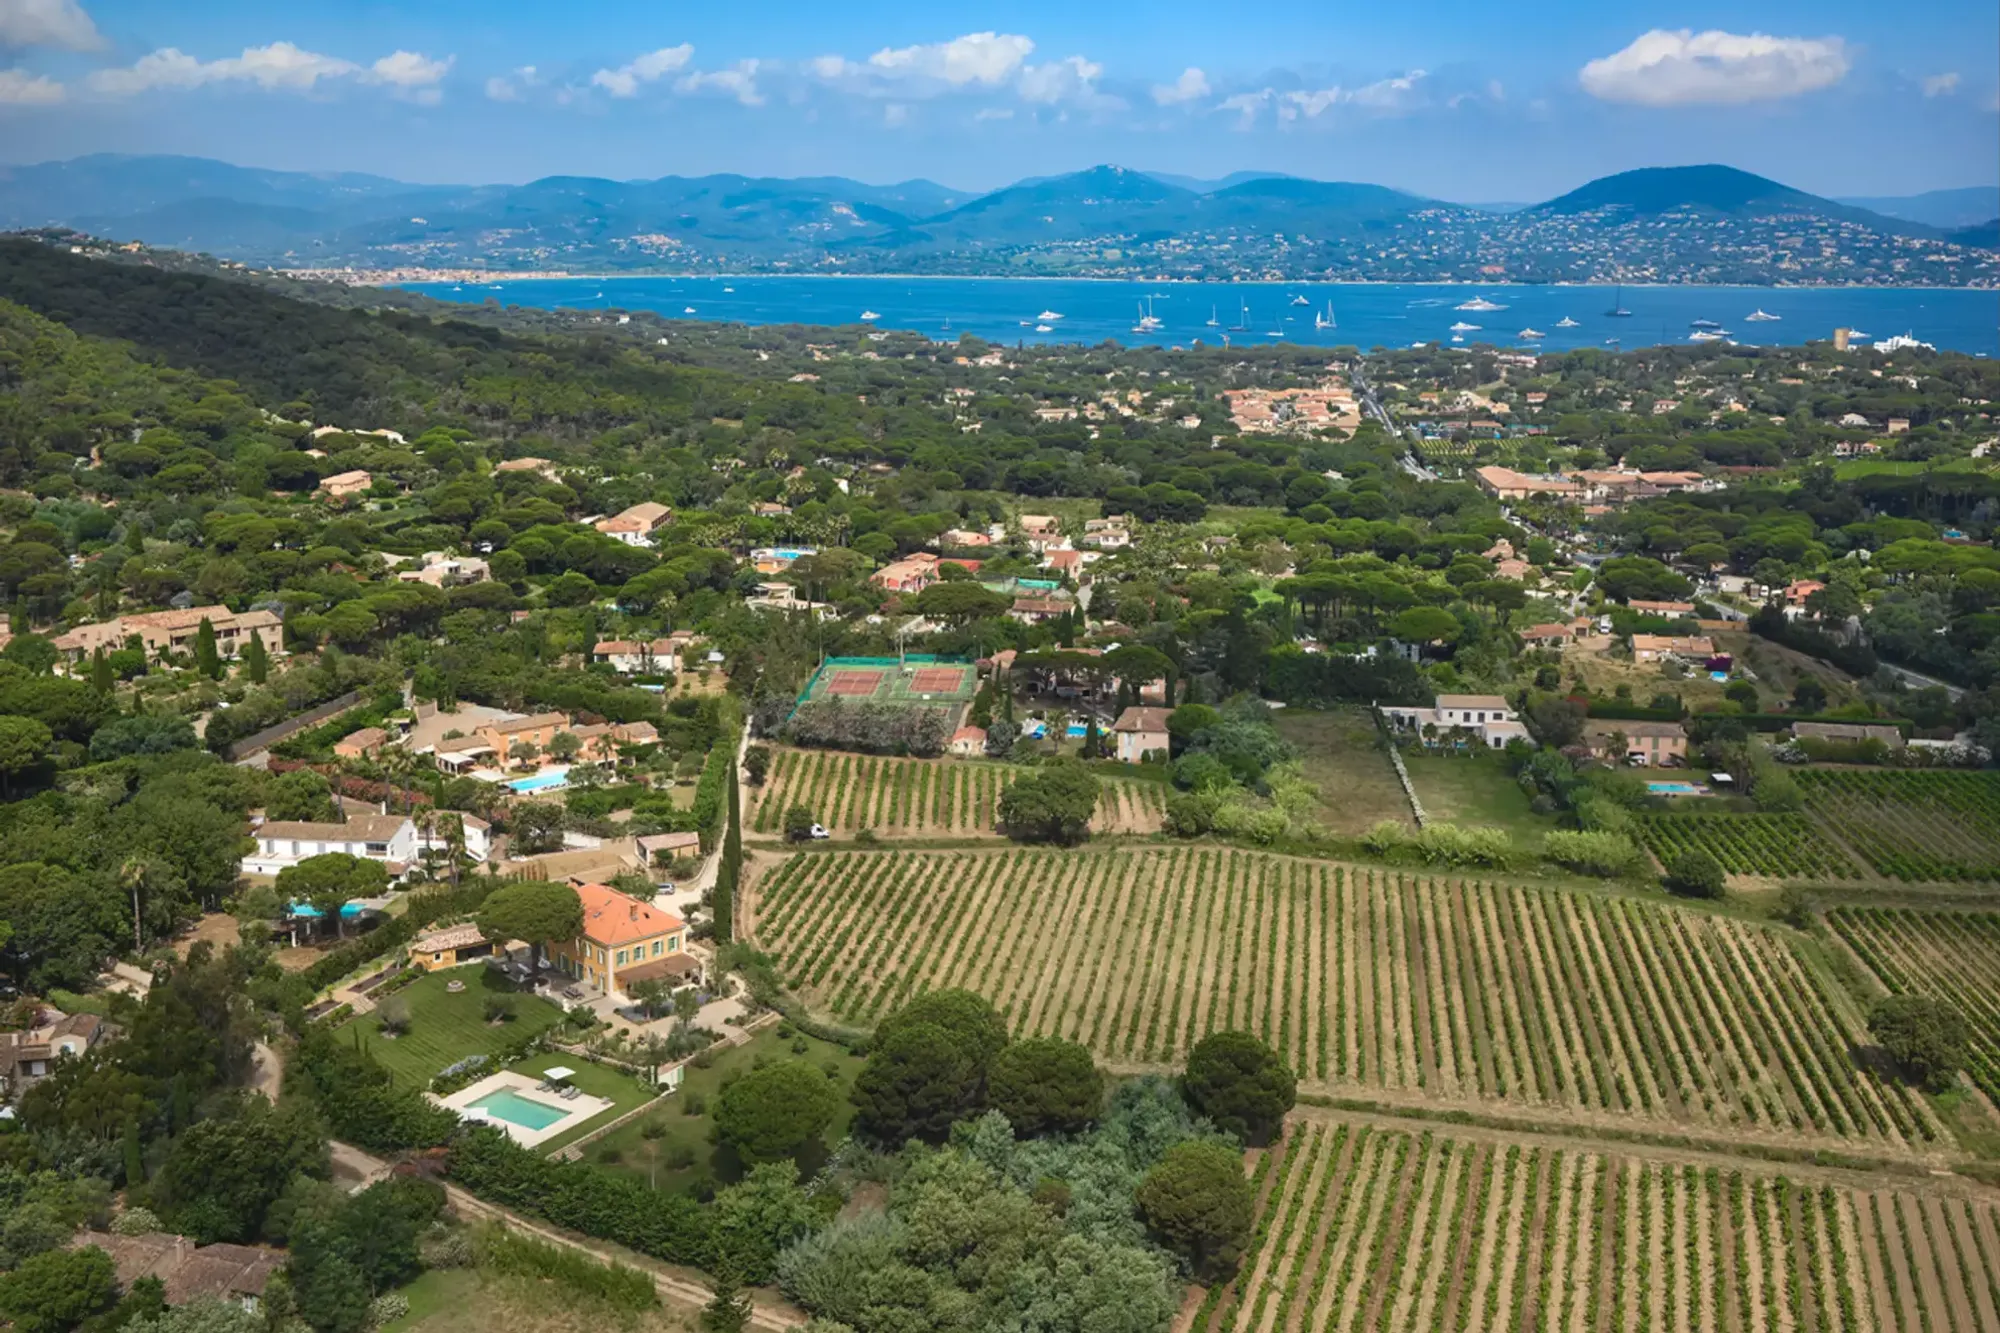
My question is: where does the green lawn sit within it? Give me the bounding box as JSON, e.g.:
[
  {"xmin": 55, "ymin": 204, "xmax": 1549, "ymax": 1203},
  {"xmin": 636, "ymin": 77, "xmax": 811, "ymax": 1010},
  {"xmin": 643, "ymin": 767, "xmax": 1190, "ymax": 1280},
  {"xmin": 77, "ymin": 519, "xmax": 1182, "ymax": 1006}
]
[
  {"xmin": 584, "ymin": 1026, "xmax": 864, "ymax": 1196},
  {"xmin": 509, "ymin": 1050, "xmax": 660, "ymax": 1157},
  {"xmin": 346, "ymin": 968, "xmax": 568, "ymax": 1088},
  {"xmin": 1402, "ymin": 752, "xmax": 1560, "ymax": 850},
  {"xmin": 1274, "ymin": 708, "xmax": 1414, "ymax": 836}
]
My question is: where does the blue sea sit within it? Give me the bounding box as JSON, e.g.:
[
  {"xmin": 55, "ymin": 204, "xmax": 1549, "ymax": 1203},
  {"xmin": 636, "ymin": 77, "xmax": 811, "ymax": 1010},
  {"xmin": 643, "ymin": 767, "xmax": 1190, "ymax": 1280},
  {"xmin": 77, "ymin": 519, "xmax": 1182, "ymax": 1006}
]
[{"xmin": 397, "ymin": 277, "xmax": 2000, "ymax": 357}]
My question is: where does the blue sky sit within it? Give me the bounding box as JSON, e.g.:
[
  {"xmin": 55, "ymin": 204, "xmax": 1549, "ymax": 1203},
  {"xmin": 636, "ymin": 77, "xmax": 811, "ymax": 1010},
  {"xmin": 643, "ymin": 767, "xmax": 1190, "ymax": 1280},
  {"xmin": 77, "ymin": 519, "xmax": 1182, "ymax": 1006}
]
[{"xmin": 1, "ymin": 0, "xmax": 1995, "ymax": 198}]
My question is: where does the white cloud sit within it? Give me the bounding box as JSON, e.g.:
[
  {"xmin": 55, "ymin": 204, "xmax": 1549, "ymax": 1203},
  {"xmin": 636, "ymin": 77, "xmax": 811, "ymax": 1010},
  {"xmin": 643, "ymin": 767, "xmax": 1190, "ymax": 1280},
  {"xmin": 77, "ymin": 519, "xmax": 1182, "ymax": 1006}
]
[
  {"xmin": 0, "ymin": 0, "xmax": 101, "ymax": 52},
  {"xmin": 883, "ymin": 102, "xmax": 908, "ymax": 127},
  {"xmin": 485, "ymin": 65, "xmax": 537, "ymax": 101},
  {"xmin": 367, "ymin": 50, "xmax": 451, "ymax": 104},
  {"xmin": 1921, "ymin": 71, "xmax": 1959, "ymax": 98},
  {"xmin": 1217, "ymin": 89, "xmax": 1270, "ymax": 127},
  {"xmin": 0, "ymin": 65, "xmax": 61, "ymax": 102},
  {"xmin": 590, "ymin": 43, "xmax": 693, "ymax": 98},
  {"xmin": 89, "ymin": 42, "xmax": 361, "ymax": 96},
  {"xmin": 973, "ymin": 106, "xmax": 1013, "ymax": 121},
  {"xmin": 1349, "ymin": 69, "xmax": 1426, "ymax": 109},
  {"xmin": 865, "ymin": 31, "xmax": 1033, "ymax": 87},
  {"xmin": 1579, "ymin": 29, "xmax": 1849, "ymax": 106},
  {"xmin": 1151, "ymin": 66, "xmax": 1209, "ymax": 105},
  {"xmin": 676, "ymin": 58, "xmax": 762, "ymax": 106},
  {"xmin": 1017, "ymin": 54, "xmax": 1105, "ymax": 105}
]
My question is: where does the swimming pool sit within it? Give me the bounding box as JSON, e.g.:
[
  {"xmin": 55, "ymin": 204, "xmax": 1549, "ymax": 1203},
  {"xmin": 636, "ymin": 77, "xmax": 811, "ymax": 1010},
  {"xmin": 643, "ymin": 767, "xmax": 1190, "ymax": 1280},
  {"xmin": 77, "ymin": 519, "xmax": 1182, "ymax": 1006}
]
[
  {"xmin": 1647, "ymin": 781, "xmax": 1707, "ymax": 797},
  {"xmin": 1065, "ymin": 723, "xmax": 1089, "ymax": 739},
  {"xmin": 287, "ymin": 900, "xmax": 367, "ymax": 919},
  {"xmin": 508, "ymin": 767, "xmax": 570, "ymax": 793},
  {"xmin": 466, "ymin": 1088, "xmax": 567, "ymax": 1131}
]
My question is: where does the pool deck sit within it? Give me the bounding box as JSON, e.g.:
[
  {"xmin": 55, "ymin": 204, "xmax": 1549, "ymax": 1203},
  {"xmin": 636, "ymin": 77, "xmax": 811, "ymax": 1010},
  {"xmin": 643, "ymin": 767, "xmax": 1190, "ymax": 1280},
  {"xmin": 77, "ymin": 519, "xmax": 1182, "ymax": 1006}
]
[{"xmin": 431, "ymin": 1070, "xmax": 612, "ymax": 1149}]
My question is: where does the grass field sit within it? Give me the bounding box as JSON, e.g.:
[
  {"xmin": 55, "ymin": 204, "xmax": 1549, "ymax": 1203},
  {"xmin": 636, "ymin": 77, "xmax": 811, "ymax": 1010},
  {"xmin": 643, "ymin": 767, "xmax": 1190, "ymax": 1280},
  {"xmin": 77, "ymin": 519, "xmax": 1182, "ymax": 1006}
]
[
  {"xmin": 1637, "ymin": 812, "xmax": 1862, "ymax": 880},
  {"xmin": 388, "ymin": 1269, "xmax": 695, "ymax": 1333},
  {"xmin": 1197, "ymin": 1112, "xmax": 2000, "ymax": 1333},
  {"xmin": 747, "ymin": 847, "xmax": 1943, "ymax": 1153},
  {"xmin": 582, "ymin": 1026, "xmax": 865, "ymax": 1195},
  {"xmin": 1800, "ymin": 771, "xmax": 2000, "ymax": 882},
  {"xmin": 746, "ymin": 748, "xmax": 1165, "ymax": 838},
  {"xmin": 1274, "ymin": 709, "xmax": 1413, "ymax": 836},
  {"xmin": 348, "ymin": 969, "xmax": 568, "ymax": 1087},
  {"xmin": 1828, "ymin": 906, "xmax": 2000, "ymax": 1105},
  {"xmin": 1401, "ymin": 754, "xmax": 1559, "ymax": 849}
]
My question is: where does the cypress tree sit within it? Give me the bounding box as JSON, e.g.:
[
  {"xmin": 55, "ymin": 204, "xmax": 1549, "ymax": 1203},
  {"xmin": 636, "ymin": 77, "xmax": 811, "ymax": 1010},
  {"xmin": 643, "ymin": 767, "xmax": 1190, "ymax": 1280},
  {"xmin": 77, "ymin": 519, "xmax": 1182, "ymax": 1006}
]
[
  {"xmin": 90, "ymin": 647, "xmax": 114, "ymax": 694},
  {"xmin": 194, "ymin": 618, "xmax": 223, "ymax": 679},
  {"xmin": 243, "ymin": 630, "xmax": 269, "ymax": 684}
]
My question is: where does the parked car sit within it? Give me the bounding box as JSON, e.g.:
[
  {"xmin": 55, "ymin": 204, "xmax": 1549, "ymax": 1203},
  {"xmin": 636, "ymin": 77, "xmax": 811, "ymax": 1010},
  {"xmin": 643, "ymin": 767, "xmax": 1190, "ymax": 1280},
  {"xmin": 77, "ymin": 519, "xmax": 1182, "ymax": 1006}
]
[{"xmin": 809, "ymin": 823, "xmax": 831, "ymax": 840}]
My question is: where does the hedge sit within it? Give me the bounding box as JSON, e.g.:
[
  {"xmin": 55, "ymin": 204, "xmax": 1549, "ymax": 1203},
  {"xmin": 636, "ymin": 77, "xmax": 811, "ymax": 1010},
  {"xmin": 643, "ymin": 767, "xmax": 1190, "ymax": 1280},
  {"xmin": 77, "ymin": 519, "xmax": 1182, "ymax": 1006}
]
[
  {"xmin": 300, "ymin": 876, "xmax": 504, "ymax": 993},
  {"xmin": 445, "ymin": 1124, "xmax": 715, "ymax": 1269}
]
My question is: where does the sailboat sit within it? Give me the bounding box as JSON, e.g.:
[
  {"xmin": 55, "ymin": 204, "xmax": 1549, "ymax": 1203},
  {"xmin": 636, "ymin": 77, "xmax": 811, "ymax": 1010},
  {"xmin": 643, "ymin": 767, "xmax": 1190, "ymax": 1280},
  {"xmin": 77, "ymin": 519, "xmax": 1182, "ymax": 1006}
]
[
  {"xmin": 1555, "ymin": 315, "xmax": 1580, "ymax": 328},
  {"xmin": 1314, "ymin": 300, "xmax": 1336, "ymax": 331},
  {"xmin": 1604, "ymin": 285, "xmax": 1632, "ymax": 317},
  {"xmin": 1227, "ymin": 298, "xmax": 1250, "ymax": 333},
  {"xmin": 1132, "ymin": 297, "xmax": 1162, "ymax": 333},
  {"xmin": 1205, "ymin": 305, "xmax": 1220, "ymax": 327}
]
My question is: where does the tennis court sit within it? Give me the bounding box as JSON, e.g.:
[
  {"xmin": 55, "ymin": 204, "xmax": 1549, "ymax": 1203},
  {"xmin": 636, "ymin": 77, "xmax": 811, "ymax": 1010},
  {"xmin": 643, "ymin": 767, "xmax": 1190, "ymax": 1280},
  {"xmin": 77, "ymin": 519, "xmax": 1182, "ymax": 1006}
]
[
  {"xmin": 828, "ymin": 670, "xmax": 887, "ymax": 696},
  {"xmin": 793, "ymin": 656, "xmax": 978, "ymax": 713}
]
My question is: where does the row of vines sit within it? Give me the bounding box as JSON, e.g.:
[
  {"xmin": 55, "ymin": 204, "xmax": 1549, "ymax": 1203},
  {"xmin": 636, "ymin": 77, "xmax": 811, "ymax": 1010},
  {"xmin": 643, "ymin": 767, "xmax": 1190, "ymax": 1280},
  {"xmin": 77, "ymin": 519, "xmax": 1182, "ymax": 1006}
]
[
  {"xmin": 1828, "ymin": 905, "xmax": 2000, "ymax": 1105},
  {"xmin": 1636, "ymin": 812, "xmax": 1860, "ymax": 880},
  {"xmin": 747, "ymin": 747, "xmax": 1165, "ymax": 837},
  {"xmin": 748, "ymin": 847, "xmax": 1942, "ymax": 1151},
  {"xmin": 1798, "ymin": 770, "xmax": 2000, "ymax": 882},
  {"xmin": 1193, "ymin": 1114, "xmax": 2000, "ymax": 1333}
]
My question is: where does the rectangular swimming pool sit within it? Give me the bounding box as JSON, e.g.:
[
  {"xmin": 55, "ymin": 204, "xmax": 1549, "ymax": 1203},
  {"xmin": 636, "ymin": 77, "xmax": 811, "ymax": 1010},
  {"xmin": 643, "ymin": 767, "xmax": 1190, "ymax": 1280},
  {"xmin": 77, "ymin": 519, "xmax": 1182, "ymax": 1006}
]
[
  {"xmin": 466, "ymin": 1087, "xmax": 567, "ymax": 1130},
  {"xmin": 508, "ymin": 767, "xmax": 570, "ymax": 793},
  {"xmin": 1647, "ymin": 781, "xmax": 1707, "ymax": 797}
]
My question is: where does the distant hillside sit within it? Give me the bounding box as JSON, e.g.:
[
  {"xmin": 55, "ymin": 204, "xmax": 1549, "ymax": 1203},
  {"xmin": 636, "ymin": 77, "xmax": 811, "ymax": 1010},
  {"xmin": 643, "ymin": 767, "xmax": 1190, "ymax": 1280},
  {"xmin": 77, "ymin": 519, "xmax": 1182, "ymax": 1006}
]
[
  {"xmin": 1838, "ymin": 186, "xmax": 2000, "ymax": 230},
  {"xmin": 1948, "ymin": 219, "xmax": 2000, "ymax": 251},
  {"xmin": 2, "ymin": 153, "xmax": 1993, "ymax": 285},
  {"xmin": 1530, "ymin": 164, "xmax": 1934, "ymax": 237}
]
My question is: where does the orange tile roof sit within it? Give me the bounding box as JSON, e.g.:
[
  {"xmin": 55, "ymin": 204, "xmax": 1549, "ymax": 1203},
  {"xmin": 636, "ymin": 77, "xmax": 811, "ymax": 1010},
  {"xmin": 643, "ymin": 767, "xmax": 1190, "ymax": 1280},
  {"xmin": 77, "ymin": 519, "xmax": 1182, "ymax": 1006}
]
[{"xmin": 572, "ymin": 882, "xmax": 685, "ymax": 947}]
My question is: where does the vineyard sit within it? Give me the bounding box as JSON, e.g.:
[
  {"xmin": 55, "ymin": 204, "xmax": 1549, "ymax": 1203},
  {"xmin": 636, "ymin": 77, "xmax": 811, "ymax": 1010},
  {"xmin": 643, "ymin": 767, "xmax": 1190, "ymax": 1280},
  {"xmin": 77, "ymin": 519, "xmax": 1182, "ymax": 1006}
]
[
  {"xmin": 1636, "ymin": 812, "xmax": 1860, "ymax": 880},
  {"xmin": 1799, "ymin": 770, "xmax": 2000, "ymax": 882},
  {"xmin": 746, "ymin": 748, "xmax": 1165, "ymax": 838},
  {"xmin": 747, "ymin": 847, "xmax": 1942, "ymax": 1151},
  {"xmin": 1828, "ymin": 906, "xmax": 2000, "ymax": 1105},
  {"xmin": 1196, "ymin": 1112, "xmax": 2000, "ymax": 1333}
]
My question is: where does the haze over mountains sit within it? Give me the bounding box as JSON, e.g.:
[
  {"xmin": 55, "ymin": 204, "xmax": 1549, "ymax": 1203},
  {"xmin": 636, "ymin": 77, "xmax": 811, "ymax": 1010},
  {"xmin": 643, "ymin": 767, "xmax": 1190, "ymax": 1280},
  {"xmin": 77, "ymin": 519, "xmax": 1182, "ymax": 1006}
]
[{"xmin": 0, "ymin": 155, "xmax": 1992, "ymax": 285}]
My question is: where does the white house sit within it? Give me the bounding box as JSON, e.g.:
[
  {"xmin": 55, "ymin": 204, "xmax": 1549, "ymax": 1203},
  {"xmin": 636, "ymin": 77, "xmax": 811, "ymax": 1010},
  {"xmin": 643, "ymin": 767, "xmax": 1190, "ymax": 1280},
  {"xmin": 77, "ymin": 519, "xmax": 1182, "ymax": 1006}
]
[
  {"xmin": 591, "ymin": 638, "xmax": 685, "ymax": 674},
  {"xmin": 1378, "ymin": 694, "xmax": 1530, "ymax": 749},
  {"xmin": 241, "ymin": 814, "xmax": 418, "ymax": 877}
]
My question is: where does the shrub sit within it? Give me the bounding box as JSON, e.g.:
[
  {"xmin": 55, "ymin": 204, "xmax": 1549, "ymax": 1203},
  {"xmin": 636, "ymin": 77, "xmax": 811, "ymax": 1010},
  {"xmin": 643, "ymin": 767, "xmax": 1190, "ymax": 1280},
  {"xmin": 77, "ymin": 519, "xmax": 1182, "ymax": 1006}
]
[
  {"xmin": 1543, "ymin": 830, "xmax": 1644, "ymax": 878},
  {"xmin": 1664, "ymin": 849, "xmax": 1726, "ymax": 899},
  {"xmin": 1870, "ymin": 995, "xmax": 1969, "ymax": 1093}
]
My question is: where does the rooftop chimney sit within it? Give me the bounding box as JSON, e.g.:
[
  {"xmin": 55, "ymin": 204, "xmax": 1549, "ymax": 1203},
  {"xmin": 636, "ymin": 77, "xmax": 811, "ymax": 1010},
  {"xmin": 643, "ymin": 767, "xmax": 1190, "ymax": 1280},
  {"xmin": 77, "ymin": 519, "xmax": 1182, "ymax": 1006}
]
[{"xmin": 629, "ymin": 905, "xmax": 638, "ymax": 920}]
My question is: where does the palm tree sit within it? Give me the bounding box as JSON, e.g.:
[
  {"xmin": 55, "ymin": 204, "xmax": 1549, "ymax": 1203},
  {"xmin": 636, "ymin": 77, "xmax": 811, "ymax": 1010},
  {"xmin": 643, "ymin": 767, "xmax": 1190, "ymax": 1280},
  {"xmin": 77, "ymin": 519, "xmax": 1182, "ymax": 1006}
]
[
  {"xmin": 119, "ymin": 856, "xmax": 153, "ymax": 954},
  {"xmin": 441, "ymin": 812, "xmax": 467, "ymax": 886},
  {"xmin": 412, "ymin": 806, "xmax": 437, "ymax": 877}
]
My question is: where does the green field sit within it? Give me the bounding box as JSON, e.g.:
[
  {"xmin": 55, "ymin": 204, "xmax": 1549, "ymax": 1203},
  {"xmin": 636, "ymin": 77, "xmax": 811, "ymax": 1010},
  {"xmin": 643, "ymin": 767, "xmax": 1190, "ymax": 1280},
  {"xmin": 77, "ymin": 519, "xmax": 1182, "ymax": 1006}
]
[
  {"xmin": 583, "ymin": 1026, "xmax": 864, "ymax": 1195},
  {"xmin": 347, "ymin": 968, "xmax": 568, "ymax": 1087},
  {"xmin": 1401, "ymin": 752, "xmax": 1559, "ymax": 848},
  {"xmin": 1273, "ymin": 708, "xmax": 1412, "ymax": 836}
]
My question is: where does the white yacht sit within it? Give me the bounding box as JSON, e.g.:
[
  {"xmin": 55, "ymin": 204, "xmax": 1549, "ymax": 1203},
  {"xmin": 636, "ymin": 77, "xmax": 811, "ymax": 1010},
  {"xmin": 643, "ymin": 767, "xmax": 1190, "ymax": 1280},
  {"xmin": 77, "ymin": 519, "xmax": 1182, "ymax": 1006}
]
[
  {"xmin": 1038, "ymin": 310, "xmax": 1063, "ymax": 321},
  {"xmin": 1555, "ymin": 315, "xmax": 1580, "ymax": 328},
  {"xmin": 1034, "ymin": 324, "xmax": 1054, "ymax": 333},
  {"xmin": 1449, "ymin": 321, "xmax": 1481, "ymax": 333},
  {"xmin": 1688, "ymin": 330, "xmax": 1730, "ymax": 343},
  {"xmin": 1132, "ymin": 298, "xmax": 1162, "ymax": 333},
  {"xmin": 1456, "ymin": 296, "xmax": 1507, "ymax": 312},
  {"xmin": 1745, "ymin": 309, "xmax": 1780, "ymax": 322},
  {"xmin": 1518, "ymin": 328, "xmax": 1546, "ymax": 340},
  {"xmin": 860, "ymin": 310, "xmax": 881, "ymax": 321},
  {"xmin": 682, "ymin": 306, "xmax": 696, "ymax": 314},
  {"xmin": 1291, "ymin": 294, "xmax": 1311, "ymax": 306}
]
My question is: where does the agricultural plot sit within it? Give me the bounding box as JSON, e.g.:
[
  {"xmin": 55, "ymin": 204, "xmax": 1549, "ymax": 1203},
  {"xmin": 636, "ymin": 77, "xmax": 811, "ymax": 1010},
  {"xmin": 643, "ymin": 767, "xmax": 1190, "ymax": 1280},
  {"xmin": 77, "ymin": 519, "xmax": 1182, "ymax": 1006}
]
[
  {"xmin": 1828, "ymin": 906, "xmax": 2000, "ymax": 1106},
  {"xmin": 1637, "ymin": 812, "xmax": 1861, "ymax": 880},
  {"xmin": 746, "ymin": 748, "xmax": 1164, "ymax": 838},
  {"xmin": 748, "ymin": 847, "xmax": 1943, "ymax": 1152},
  {"xmin": 1800, "ymin": 770, "xmax": 2000, "ymax": 882},
  {"xmin": 1198, "ymin": 1113, "xmax": 2000, "ymax": 1333}
]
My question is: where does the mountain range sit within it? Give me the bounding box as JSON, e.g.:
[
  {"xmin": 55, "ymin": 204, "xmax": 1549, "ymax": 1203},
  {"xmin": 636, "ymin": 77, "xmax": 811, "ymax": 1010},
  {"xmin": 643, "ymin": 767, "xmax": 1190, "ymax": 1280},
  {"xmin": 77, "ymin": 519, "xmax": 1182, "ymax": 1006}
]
[{"xmin": 0, "ymin": 155, "xmax": 1993, "ymax": 284}]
